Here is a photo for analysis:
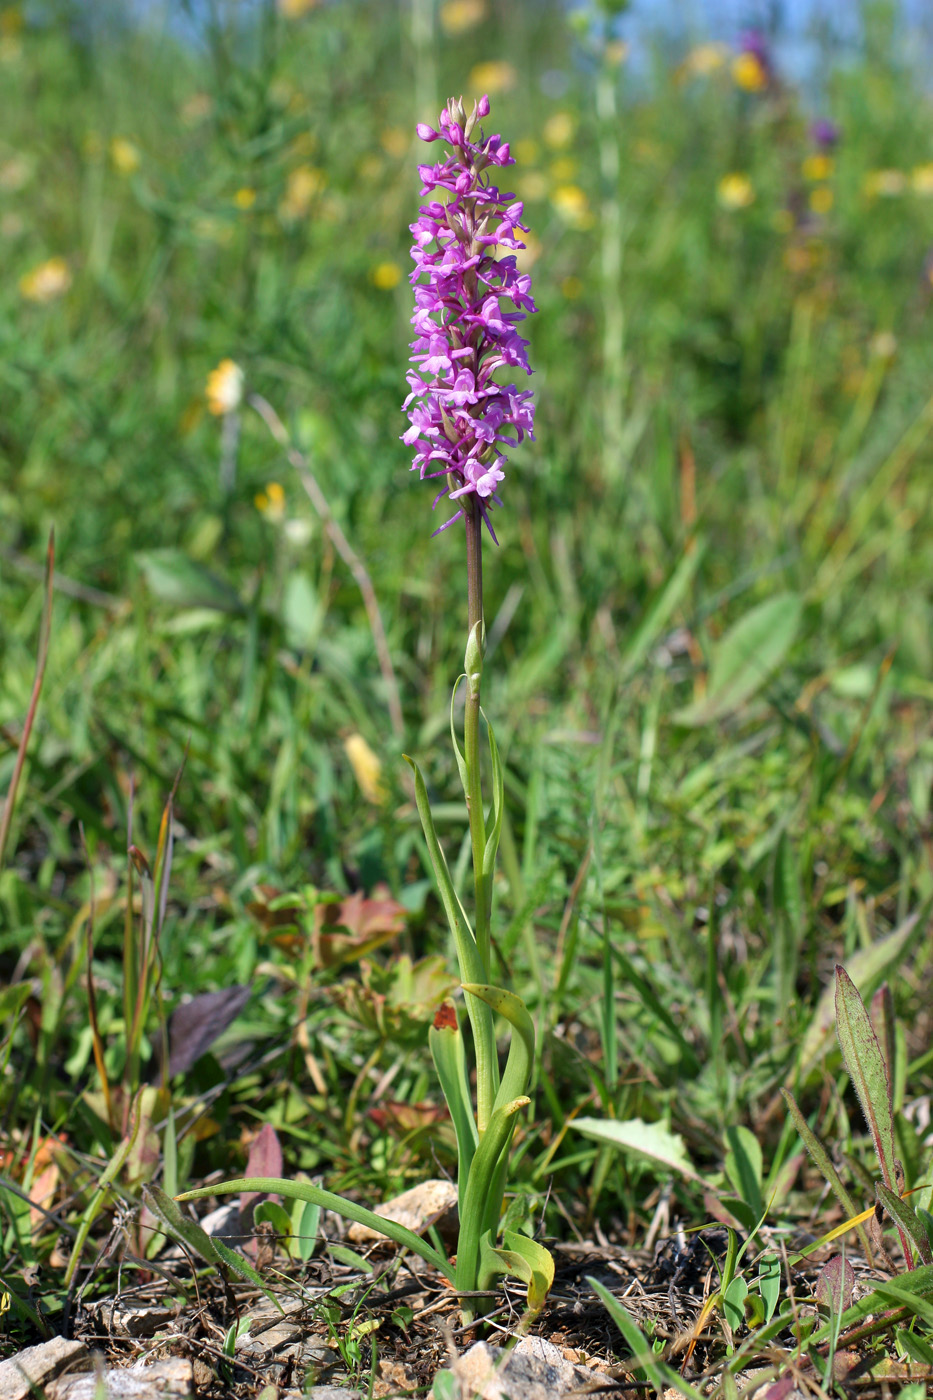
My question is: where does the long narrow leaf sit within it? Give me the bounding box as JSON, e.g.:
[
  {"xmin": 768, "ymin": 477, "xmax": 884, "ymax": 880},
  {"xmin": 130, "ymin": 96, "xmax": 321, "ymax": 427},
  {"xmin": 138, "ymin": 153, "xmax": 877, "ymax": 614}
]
[
  {"xmin": 462, "ymin": 983, "xmax": 534, "ymax": 1112},
  {"xmin": 588, "ymin": 1276, "xmax": 705, "ymax": 1398},
  {"xmin": 454, "ymin": 1097, "xmax": 529, "ymax": 1298},
  {"xmin": 876, "ymin": 1183, "xmax": 932, "ymax": 1267},
  {"xmin": 429, "ymin": 1002, "xmax": 477, "ymax": 1204},
  {"xmin": 175, "ymin": 1176, "xmax": 453, "ymax": 1279},
  {"xmin": 781, "ymin": 1089, "xmax": 875, "ymax": 1264}
]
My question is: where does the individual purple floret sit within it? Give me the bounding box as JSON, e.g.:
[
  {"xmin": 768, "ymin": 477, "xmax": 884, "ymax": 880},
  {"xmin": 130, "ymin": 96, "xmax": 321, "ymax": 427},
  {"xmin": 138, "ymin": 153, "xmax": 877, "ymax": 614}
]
[
  {"xmin": 810, "ymin": 118, "xmax": 840, "ymax": 150},
  {"xmin": 402, "ymin": 94, "xmax": 536, "ymax": 541}
]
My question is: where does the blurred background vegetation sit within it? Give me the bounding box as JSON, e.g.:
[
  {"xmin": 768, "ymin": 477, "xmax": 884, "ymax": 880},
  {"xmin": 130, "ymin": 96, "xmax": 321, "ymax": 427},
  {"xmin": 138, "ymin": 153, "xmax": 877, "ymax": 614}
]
[{"xmin": 2, "ymin": 0, "xmax": 933, "ymax": 1271}]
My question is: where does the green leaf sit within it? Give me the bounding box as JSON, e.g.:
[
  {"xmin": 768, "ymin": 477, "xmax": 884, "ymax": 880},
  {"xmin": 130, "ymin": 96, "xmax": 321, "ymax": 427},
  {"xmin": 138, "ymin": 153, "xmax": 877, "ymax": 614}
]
[
  {"xmin": 834, "ymin": 965, "xmax": 898, "ymax": 1191},
  {"xmin": 758, "ymin": 1253, "xmax": 781, "ymax": 1323},
  {"xmin": 449, "ymin": 676, "xmax": 469, "ymax": 797},
  {"xmin": 142, "ymin": 1185, "xmax": 284, "ymax": 1307},
  {"xmin": 477, "ymin": 1228, "xmax": 554, "ymax": 1318},
  {"xmin": 723, "ymin": 1274, "xmax": 749, "ymax": 1333},
  {"xmin": 290, "ymin": 1198, "xmax": 321, "ymax": 1262},
  {"xmin": 876, "ymin": 1183, "xmax": 933, "ymax": 1266},
  {"xmin": 724, "ymin": 1125, "xmax": 764, "ymax": 1222},
  {"xmin": 481, "ymin": 716, "xmax": 504, "ymax": 917},
  {"xmin": 588, "ymin": 1277, "xmax": 705, "ymax": 1398},
  {"xmin": 461, "ymin": 983, "xmax": 534, "ymax": 1112},
  {"xmin": 174, "ymin": 1177, "xmax": 453, "ymax": 1280},
  {"xmin": 253, "ymin": 1200, "xmax": 293, "ymax": 1245},
  {"xmin": 454, "ymin": 1097, "xmax": 530, "ymax": 1299},
  {"xmin": 137, "ymin": 549, "xmax": 242, "ymax": 613},
  {"xmin": 432, "ymin": 1369, "xmax": 460, "ymax": 1400},
  {"xmin": 429, "ymin": 1002, "xmax": 477, "ymax": 1205},
  {"xmin": 780, "ymin": 1088, "xmax": 875, "ymax": 1263},
  {"xmin": 574, "ymin": 1117, "xmax": 706, "ymax": 1184},
  {"xmin": 620, "ymin": 541, "xmax": 705, "ymax": 680},
  {"xmin": 673, "ymin": 592, "xmax": 802, "ymax": 726}
]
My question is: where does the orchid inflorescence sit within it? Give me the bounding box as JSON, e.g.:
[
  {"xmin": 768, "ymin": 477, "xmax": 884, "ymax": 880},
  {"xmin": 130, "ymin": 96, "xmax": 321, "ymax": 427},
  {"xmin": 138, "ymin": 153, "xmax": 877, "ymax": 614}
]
[{"xmin": 403, "ymin": 94, "xmax": 536, "ymax": 541}]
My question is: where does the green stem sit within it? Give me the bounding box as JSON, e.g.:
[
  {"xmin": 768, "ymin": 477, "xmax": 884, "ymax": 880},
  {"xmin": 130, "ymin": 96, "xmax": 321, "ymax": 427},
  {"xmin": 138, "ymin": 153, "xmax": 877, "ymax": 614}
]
[{"xmin": 462, "ymin": 500, "xmax": 498, "ymax": 1132}]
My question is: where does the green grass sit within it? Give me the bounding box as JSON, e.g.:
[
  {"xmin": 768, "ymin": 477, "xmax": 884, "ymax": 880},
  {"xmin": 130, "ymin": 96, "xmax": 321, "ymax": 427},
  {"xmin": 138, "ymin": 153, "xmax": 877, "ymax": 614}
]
[{"xmin": 2, "ymin": 0, "xmax": 933, "ymax": 1391}]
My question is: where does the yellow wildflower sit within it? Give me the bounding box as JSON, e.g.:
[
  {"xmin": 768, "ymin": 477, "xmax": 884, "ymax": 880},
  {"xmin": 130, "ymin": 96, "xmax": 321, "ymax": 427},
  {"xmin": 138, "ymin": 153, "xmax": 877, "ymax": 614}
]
[
  {"xmin": 550, "ymin": 156, "xmax": 578, "ymax": 182},
  {"xmin": 911, "ymin": 164, "xmax": 933, "ymax": 195},
  {"xmin": 19, "ymin": 256, "xmax": 71, "ymax": 302},
  {"xmin": 344, "ymin": 733, "xmax": 386, "ymax": 805},
  {"xmin": 680, "ymin": 43, "xmax": 728, "ymax": 78},
  {"xmin": 717, "ymin": 173, "xmax": 755, "ymax": 209},
  {"xmin": 110, "ymin": 138, "xmax": 140, "ymax": 175},
  {"xmin": 205, "ymin": 359, "xmax": 243, "ymax": 415},
  {"xmin": 543, "ymin": 111, "xmax": 575, "ymax": 149},
  {"xmin": 181, "ymin": 92, "xmax": 212, "ymax": 125},
  {"xmin": 515, "ymin": 230, "xmax": 541, "ymax": 272},
  {"xmin": 520, "ymin": 171, "xmax": 548, "ymax": 203},
  {"xmin": 809, "ymin": 186, "xmax": 833, "ymax": 215},
  {"xmin": 370, "ymin": 261, "xmax": 402, "ymax": 291},
  {"xmin": 255, "ymin": 481, "xmax": 286, "ymax": 521},
  {"xmin": 280, "ymin": 164, "xmax": 324, "ymax": 219},
  {"xmin": 439, "ymin": 0, "xmax": 485, "ymax": 34},
  {"xmin": 234, "ymin": 187, "xmax": 256, "ymax": 210},
  {"xmin": 802, "ymin": 154, "xmax": 834, "ymax": 181},
  {"xmin": 864, "ymin": 169, "xmax": 907, "ymax": 197},
  {"xmin": 468, "ymin": 60, "xmax": 516, "ymax": 94},
  {"xmin": 514, "ymin": 138, "xmax": 539, "ymax": 165},
  {"xmin": 550, "ymin": 184, "xmax": 594, "ymax": 228},
  {"xmin": 279, "ymin": 0, "xmax": 319, "ymax": 16},
  {"xmin": 380, "ymin": 127, "xmax": 408, "ymax": 159},
  {"xmin": 731, "ymin": 52, "xmax": 767, "ymax": 92}
]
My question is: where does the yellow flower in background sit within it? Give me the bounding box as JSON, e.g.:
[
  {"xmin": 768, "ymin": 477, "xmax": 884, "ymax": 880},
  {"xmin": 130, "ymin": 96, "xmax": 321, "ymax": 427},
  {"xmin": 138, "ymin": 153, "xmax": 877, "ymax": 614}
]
[
  {"xmin": 344, "ymin": 733, "xmax": 386, "ymax": 805},
  {"xmin": 110, "ymin": 138, "xmax": 140, "ymax": 175},
  {"xmin": 439, "ymin": 0, "xmax": 485, "ymax": 34},
  {"xmin": 279, "ymin": 0, "xmax": 319, "ymax": 16},
  {"xmin": 380, "ymin": 127, "xmax": 408, "ymax": 159},
  {"xmin": 550, "ymin": 184, "xmax": 594, "ymax": 228},
  {"xmin": 254, "ymin": 481, "xmax": 286, "ymax": 520},
  {"xmin": 550, "ymin": 156, "xmax": 578, "ymax": 182},
  {"xmin": 514, "ymin": 138, "xmax": 539, "ymax": 165},
  {"xmin": 520, "ymin": 170, "xmax": 548, "ymax": 202},
  {"xmin": 515, "ymin": 230, "xmax": 541, "ymax": 271},
  {"xmin": 371, "ymin": 261, "xmax": 402, "ymax": 290},
  {"xmin": 468, "ymin": 60, "xmax": 516, "ymax": 94},
  {"xmin": 280, "ymin": 164, "xmax": 324, "ymax": 219},
  {"xmin": 809, "ymin": 186, "xmax": 834, "ymax": 215},
  {"xmin": 205, "ymin": 359, "xmax": 243, "ymax": 415},
  {"xmin": 870, "ymin": 331, "xmax": 898, "ymax": 361},
  {"xmin": 181, "ymin": 92, "xmax": 212, "ymax": 125},
  {"xmin": 864, "ymin": 169, "xmax": 907, "ymax": 197},
  {"xmin": 731, "ymin": 51, "xmax": 767, "ymax": 92},
  {"xmin": 234, "ymin": 186, "xmax": 256, "ymax": 210},
  {"xmin": 802, "ymin": 154, "xmax": 834, "ymax": 181},
  {"xmin": 0, "ymin": 7, "xmax": 24, "ymax": 33},
  {"xmin": 19, "ymin": 256, "xmax": 71, "ymax": 302},
  {"xmin": 680, "ymin": 42, "xmax": 728, "ymax": 78},
  {"xmin": 911, "ymin": 164, "xmax": 933, "ymax": 195},
  {"xmin": 717, "ymin": 173, "xmax": 755, "ymax": 209},
  {"xmin": 543, "ymin": 111, "xmax": 575, "ymax": 149},
  {"xmin": 0, "ymin": 155, "xmax": 30, "ymax": 190}
]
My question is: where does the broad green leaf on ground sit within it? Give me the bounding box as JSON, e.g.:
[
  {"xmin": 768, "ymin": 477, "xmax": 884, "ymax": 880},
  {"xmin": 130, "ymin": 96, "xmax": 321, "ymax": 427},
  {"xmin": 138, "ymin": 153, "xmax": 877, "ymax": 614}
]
[
  {"xmin": 574, "ymin": 1117, "xmax": 706, "ymax": 1183},
  {"xmin": 673, "ymin": 592, "xmax": 802, "ymax": 726},
  {"xmin": 137, "ymin": 549, "xmax": 243, "ymax": 612}
]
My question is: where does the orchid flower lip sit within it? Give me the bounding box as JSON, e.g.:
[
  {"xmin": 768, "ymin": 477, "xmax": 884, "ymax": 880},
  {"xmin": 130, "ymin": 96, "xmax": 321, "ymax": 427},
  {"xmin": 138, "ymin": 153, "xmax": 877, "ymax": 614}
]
[{"xmin": 403, "ymin": 95, "xmax": 536, "ymax": 540}]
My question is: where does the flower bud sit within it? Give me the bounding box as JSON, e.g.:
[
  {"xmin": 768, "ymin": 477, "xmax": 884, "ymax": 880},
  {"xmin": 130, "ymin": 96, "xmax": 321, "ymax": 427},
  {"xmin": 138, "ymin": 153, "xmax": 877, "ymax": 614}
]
[{"xmin": 465, "ymin": 620, "xmax": 486, "ymax": 699}]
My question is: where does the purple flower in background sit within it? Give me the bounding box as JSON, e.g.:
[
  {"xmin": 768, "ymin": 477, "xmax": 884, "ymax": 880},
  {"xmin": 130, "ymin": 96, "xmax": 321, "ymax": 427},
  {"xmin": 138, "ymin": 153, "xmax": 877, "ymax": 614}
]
[
  {"xmin": 402, "ymin": 94, "xmax": 536, "ymax": 540},
  {"xmin": 810, "ymin": 118, "xmax": 840, "ymax": 150}
]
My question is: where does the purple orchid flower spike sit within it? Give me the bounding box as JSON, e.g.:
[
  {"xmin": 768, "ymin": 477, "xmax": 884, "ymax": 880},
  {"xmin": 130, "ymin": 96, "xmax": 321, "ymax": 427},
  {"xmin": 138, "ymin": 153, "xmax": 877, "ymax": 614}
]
[
  {"xmin": 402, "ymin": 94, "xmax": 537, "ymax": 540},
  {"xmin": 810, "ymin": 118, "xmax": 840, "ymax": 150}
]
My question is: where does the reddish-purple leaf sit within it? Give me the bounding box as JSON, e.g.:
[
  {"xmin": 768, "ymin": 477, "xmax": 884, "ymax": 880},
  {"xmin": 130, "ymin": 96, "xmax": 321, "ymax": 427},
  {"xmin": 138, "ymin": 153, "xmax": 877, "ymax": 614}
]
[
  {"xmin": 816, "ymin": 1255, "xmax": 855, "ymax": 1313},
  {"xmin": 165, "ymin": 985, "xmax": 252, "ymax": 1078},
  {"xmin": 239, "ymin": 1123, "xmax": 283, "ymax": 1223}
]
